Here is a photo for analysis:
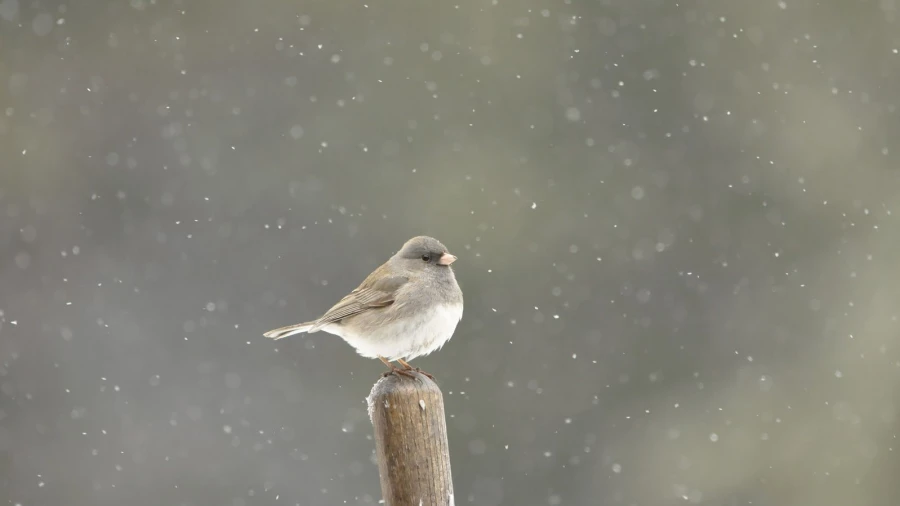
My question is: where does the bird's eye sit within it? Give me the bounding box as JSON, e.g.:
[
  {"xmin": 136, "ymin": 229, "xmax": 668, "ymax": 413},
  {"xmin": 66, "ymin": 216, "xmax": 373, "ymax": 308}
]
[{"xmin": 421, "ymin": 254, "xmax": 431, "ymax": 262}]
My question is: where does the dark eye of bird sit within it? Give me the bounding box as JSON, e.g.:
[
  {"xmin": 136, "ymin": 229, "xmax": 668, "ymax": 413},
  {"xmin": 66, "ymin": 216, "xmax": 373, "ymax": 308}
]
[{"xmin": 421, "ymin": 254, "xmax": 431, "ymax": 262}]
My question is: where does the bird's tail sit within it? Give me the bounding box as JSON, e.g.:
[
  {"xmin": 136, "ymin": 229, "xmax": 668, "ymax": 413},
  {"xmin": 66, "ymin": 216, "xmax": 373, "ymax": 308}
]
[{"xmin": 263, "ymin": 321, "xmax": 316, "ymax": 340}]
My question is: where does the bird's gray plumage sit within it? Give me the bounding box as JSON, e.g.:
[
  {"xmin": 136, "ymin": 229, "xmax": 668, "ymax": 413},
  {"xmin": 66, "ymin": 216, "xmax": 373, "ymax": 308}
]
[{"xmin": 263, "ymin": 236, "xmax": 463, "ymax": 363}]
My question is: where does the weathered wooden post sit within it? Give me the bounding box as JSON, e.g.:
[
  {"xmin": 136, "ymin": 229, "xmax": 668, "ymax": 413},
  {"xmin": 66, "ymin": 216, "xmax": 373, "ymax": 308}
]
[{"xmin": 367, "ymin": 372, "xmax": 454, "ymax": 505}]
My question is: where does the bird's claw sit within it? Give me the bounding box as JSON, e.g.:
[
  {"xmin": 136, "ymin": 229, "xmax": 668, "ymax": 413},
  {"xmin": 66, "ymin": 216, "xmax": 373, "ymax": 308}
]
[
  {"xmin": 382, "ymin": 367, "xmax": 418, "ymax": 379},
  {"xmin": 413, "ymin": 368, "xmax": 435, "ymax": 380},
  {"xmin": 379, "ymin": 356, "xmax": 435, "ymax": 380},
  {"xmin": 396, "ymin": 359, "xmax": 435, "ymax": 380}
]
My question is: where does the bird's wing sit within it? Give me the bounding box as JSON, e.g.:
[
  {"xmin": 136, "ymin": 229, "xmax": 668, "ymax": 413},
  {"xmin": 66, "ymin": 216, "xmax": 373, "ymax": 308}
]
[{"xmin": 308, "ymin": 273, "xmax": 408, "ymax": 332}]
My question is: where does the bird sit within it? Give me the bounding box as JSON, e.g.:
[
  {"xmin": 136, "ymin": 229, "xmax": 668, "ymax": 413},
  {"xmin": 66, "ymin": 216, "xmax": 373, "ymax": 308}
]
[{"xmin": 263, "ymin": 236, "xmax": 463, "ymax": 379}]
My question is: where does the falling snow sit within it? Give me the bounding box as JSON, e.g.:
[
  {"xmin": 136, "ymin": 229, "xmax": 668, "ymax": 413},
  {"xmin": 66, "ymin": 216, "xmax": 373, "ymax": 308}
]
[{"xmin": 1, "ymin": 3, "xmax": 894, "ymax": 506}]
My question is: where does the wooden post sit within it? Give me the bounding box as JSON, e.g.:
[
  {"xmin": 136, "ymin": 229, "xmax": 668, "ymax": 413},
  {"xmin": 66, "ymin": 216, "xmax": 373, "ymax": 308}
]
[{"xmin": 367, "ymin": 372, "xmax": 454, "ymax": 506}]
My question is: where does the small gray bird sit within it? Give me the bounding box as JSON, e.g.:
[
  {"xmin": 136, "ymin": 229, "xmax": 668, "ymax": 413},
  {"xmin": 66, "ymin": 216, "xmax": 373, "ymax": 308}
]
[{"xmin": 263, "ymin": 236, "xmax": 463, "ymax": 379}]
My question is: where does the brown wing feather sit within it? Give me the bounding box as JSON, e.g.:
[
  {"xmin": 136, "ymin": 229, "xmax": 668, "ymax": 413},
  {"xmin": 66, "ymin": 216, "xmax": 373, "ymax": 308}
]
[{"xmin": 308, "ymin": 267, "xmax": 408, "ymax": 332}]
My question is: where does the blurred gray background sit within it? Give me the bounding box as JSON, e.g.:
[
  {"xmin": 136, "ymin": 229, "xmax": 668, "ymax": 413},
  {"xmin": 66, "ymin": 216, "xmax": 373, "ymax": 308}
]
[{"xmin": 2, "ymin": 0, "xmax": 900, "ymax": 505}]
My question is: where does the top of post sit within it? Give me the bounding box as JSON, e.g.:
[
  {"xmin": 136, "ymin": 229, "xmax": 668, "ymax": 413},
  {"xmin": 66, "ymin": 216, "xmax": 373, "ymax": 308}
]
[{"xmin": 366, "ymin": 372, "xmax": 442, "ymax": 423}]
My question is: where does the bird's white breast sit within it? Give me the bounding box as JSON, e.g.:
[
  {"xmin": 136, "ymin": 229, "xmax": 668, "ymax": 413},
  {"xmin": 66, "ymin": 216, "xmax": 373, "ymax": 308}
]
[{"xmin": 326, "ymin": 303, "xmax": 463, "ymax": 361}]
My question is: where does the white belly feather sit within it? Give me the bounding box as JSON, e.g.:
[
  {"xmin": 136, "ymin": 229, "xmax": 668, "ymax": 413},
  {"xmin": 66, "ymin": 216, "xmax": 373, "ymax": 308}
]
[{"xmin": 323, "ymin": 303, "xmax": 463, "ymax": 361}]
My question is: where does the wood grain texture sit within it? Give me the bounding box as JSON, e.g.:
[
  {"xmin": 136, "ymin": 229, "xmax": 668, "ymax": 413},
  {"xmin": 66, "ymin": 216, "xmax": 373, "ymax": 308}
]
[{"xmin": 367, "ymin": 372, "xmax": 454, "ymax": 506}]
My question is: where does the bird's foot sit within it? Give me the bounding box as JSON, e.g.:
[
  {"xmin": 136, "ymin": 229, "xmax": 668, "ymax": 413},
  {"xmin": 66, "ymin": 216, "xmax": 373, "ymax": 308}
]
[
  {"xmin": 378, "ymin": 356, "xmax": 420, "ymax": 379},
  {"xmin": 382, "ymin": 367, "xmax": 419, "ymax": 379},
  {"xmin": 397, "ymin": 359, "xmax": 435, "ymax": 380},
  {"xmin": 414, "ymin": 368, "xmax": 435, "ymax": 380}
]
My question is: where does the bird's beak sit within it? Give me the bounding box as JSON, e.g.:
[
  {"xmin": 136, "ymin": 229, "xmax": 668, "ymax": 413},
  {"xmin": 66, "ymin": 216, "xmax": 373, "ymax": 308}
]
[{"xmin": 438, "ymin": 253, "xmax": 457, "ymax": 265}]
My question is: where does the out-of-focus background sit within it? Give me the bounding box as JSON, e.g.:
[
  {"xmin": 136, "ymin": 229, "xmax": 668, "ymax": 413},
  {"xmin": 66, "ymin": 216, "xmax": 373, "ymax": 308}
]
[{"xmin": 2, "ymin": 1, "xmax": 899, "ymax": 505}]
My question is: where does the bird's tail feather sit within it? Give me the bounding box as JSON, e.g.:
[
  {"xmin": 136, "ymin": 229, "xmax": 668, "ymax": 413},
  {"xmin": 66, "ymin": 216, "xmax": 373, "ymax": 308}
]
[{"xmin": 263, "ymin": 321, "xmax": 316, "ymax": 340}]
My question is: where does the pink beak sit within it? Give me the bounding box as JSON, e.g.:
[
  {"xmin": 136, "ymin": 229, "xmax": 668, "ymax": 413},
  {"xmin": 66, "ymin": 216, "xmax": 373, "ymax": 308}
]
[{"xmin": 438, "ymin": 253, "xmax": 457, "ymax": 265}]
